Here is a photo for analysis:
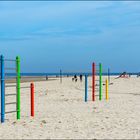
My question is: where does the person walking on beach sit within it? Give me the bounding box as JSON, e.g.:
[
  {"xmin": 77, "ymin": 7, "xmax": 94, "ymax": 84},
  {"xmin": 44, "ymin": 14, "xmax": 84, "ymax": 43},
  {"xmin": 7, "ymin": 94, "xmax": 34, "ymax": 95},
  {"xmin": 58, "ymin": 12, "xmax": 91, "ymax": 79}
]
[
  {"xmin": 46, "ymin": 75, "xmax": 48, "ymax": 80},
  {"xmin": 74, "ymin": 75, "xmax": 77, "ymax": 82},
  {"xmin": 80, "ymin": 74, "xmax": 83, "ymax": 82}
]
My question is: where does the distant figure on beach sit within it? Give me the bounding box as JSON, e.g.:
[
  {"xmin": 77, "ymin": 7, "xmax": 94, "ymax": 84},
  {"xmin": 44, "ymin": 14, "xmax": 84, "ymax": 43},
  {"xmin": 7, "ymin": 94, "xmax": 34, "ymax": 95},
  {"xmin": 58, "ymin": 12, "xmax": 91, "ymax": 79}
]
[
  {"xmin": 74, "ymin": 75, "xmax": 77, "ymax": 82},
  {"xmin": 46, "ymin": 75, "xmax": 48, "ymax": 80},
  {"xmin": 72, "ymin": 75, "xmax": 78, "ymax": 82},
  {"xmin": 80, "ymin": 75, "xmax": 83, "ymax": 82},
  {"xmin": 74, "ymin": 75, "xmax": 77, "ymax": 79},
  {"xmin": 116, "ymin": 72, "xmax": 129, "ymax": 79},
  {"xmin": 72, "ymin": 77, "xmax": 74, "ymax": 82},
  {"xmin": 137, "ymin": 72, "xmax": 140, "ymax": 77}
]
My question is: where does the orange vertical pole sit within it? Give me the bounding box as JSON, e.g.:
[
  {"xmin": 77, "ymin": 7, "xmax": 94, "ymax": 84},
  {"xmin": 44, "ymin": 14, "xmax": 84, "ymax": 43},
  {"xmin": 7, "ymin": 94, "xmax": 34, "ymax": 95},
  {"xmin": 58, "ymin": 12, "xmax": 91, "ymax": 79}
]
[
  {"xmin": 92, "ymin": 63, "xmax": 95, "ymax": 101},
  {"xmin": 31, "ymin": 83, "xmax": 34, "ymax": 117},
  {"xmin": 106, "ymin": 79, "xmax": 109, "ymax": 100}
]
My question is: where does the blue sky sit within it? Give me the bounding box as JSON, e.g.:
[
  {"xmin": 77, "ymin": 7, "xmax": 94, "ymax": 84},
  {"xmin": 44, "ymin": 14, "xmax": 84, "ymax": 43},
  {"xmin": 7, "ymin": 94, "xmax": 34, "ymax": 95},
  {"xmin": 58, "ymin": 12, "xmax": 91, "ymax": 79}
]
[{"xmin": 0, "ymin": 1, "xmax": 140, "ymax": 73}]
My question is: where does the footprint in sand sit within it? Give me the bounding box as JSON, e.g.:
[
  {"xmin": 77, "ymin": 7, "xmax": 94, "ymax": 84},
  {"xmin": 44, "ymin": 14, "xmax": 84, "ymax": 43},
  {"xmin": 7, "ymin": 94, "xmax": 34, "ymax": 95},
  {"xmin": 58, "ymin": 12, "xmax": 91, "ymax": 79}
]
[
  {"xmin": 61, "ymin": 95, "xmax": 64, "ymax": 96},
  {"xmin": 105, "ymin": 116, "xmax": 109, "ymax": 119},
  {"xmin": 41, "ymin": 120, "xmax": 47, "ymax": 124},
  {"xmin": 12, "ymin": 121, "xmax": 16, "ymax": 125}
]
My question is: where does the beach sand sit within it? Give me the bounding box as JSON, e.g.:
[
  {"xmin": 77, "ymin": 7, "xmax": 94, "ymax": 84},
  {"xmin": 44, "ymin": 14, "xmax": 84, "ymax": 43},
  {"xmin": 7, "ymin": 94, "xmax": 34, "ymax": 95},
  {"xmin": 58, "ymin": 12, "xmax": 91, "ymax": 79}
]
[{"xmin": 0, "ymin": 76, "xmax": 140, "ymax": 139}]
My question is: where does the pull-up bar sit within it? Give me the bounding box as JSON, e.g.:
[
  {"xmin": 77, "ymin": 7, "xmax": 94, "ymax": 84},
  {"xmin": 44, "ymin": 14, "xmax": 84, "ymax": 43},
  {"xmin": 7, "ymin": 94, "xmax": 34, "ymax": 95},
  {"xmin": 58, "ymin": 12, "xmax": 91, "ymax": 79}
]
[
  {"xmin": 0, "ymin": 55, "xmax": 20, "ymax": 123},
  {"xmin": 85, "ymin": 62, "xmax": 109, "ymax": 102},
  {"xmin": 92, "ymin": 63, "xmax": 102, "ymax": 101}
]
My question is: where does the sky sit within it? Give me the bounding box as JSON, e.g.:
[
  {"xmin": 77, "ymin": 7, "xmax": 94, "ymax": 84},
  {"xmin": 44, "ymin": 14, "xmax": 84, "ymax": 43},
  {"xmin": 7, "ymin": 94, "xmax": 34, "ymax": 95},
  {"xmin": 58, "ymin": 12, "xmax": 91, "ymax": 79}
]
[{"xmin": 0, "ymin": 1, "xmax": 140, "ymax": 73}]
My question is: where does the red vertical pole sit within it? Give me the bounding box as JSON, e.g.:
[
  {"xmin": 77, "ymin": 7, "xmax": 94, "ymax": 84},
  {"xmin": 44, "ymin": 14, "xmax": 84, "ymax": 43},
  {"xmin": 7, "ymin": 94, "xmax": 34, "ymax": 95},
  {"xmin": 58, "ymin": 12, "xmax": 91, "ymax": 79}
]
[
  {"xmin": 31, "ymin": 83, "xmax": 34, "ymax": 117},
  {"xmin": 92, "ymin": 63, "xmax": 95, "ymax": 101}
]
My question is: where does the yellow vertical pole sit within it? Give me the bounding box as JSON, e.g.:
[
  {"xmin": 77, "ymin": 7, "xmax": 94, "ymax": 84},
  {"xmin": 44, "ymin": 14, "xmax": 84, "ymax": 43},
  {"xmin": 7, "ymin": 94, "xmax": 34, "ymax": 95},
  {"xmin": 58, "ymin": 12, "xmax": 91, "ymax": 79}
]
[{"xmin": 106, "ymin": 79, "xmax": 109, "ymax": 100}]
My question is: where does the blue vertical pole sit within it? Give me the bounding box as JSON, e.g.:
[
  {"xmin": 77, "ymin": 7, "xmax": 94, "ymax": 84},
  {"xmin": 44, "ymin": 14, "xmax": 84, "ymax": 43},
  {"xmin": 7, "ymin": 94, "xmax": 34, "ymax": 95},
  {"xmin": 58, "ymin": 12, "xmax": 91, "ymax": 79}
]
[
  {"xmin": 85, "ymin": 75, "xmax": 88, "ymax": 102},
  {"xmin": 1, "ymin": 55, "xmax": 5, "ymax": 123},
  {"xmin": 60, "ymin": 69, "xmax": 62, "ymax": 83},
  {"xmin": 108, "ymin": 68, "xmax": 110, "ymax": 84}
]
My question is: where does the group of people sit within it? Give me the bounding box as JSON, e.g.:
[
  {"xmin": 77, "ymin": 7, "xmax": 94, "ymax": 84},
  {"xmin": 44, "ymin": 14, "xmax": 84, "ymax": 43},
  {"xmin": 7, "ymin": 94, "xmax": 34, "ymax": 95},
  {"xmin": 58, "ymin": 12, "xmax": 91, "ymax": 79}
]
[
  {"xmin": 115, "ymin": 72, "xmax": 130, "ymax": 79},
  {"xmin": 72, "ymin": 74, "xmax": 83, "ymax": 82}
]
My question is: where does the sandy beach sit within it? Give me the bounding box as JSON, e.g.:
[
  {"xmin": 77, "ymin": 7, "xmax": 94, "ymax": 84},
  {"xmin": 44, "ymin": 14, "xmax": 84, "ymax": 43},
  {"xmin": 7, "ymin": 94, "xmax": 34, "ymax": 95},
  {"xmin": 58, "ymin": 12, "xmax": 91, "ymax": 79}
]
[
  {"xmin": 0, "ymin": 75, "xmax": 140, "ymax": 139},
  {"xmin": 1, "ymin": 0, "xmax": 140, "ymax": 139}
]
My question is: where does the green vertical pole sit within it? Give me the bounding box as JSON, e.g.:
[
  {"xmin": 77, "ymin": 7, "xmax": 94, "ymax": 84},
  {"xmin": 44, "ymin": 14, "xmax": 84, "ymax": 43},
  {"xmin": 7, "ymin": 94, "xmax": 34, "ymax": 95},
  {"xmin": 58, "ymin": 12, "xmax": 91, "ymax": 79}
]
[
  {"xmin": 16, "ymin": 56, "xmax": 20, "ymax": 120},
  {"xmin": 99, "ymin": 63, "xmax": 102, "ymax": 101}
]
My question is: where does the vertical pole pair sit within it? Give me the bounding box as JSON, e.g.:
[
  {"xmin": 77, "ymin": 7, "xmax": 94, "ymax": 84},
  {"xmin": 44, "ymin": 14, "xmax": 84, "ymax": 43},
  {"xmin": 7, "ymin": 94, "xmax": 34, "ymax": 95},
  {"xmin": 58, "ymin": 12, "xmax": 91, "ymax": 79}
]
[
  {"xmin": 86, "ymin": 63, "xmax": 108, "ymax": 102},
  {"xmin": 92, "ymin": 62, "xmax": 102, "ymax": 101},
  {"xmin": 1, "ymin": 55, "xmax": 21, "ymax": 123},
  {"xmin": 31, "ymin": 83, "xmax": 34, "ymax": 117},
  {"xmin": 16, "ymin": 59, "xmax": 35, "ymax": 118}
]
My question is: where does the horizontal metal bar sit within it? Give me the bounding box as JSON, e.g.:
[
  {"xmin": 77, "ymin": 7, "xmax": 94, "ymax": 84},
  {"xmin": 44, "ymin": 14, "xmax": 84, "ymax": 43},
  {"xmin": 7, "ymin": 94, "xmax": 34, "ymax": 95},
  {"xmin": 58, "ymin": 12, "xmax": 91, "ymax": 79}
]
[
  {"xmin": 5, "ymin": 85, "xmax": 16, "ymax": 87},
  {"xmin": 5, "ymin": 119, "xmax": 9, "ymax": 121},
  {"xmin": 5, "ymin": 110, "xmax": 17, "ymax": 114},
  {"xmin": 5, "ymin": 79, "xmax": 16, "ymax": 83},
  {"xmin": 5, "ymin": 102, "xmax": 16, "ymax": 105},
  {"xmin": 4, "ymin": 59, "xmax": 16, "ymax": 62},
  {"xmin": 5, "ymin": 68, "xmax": 16, "ymax": 70},
  {"xmin": 5, "ymin": 77, "xmax": 17, "ymax": 79},
  {"xmin": 21, "ymin": 86, "xmax": 30, "ymax": 89},
  {"xmin": 5, "ymin": 94, "xmax": 16, "ymax": 96}
]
